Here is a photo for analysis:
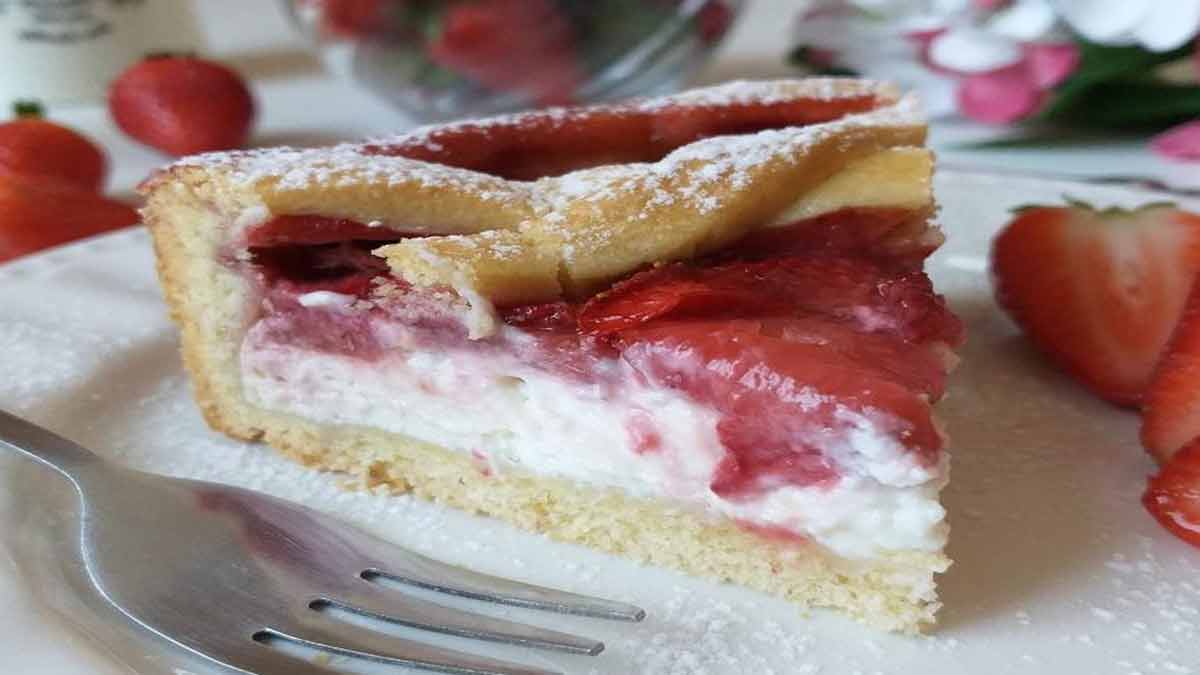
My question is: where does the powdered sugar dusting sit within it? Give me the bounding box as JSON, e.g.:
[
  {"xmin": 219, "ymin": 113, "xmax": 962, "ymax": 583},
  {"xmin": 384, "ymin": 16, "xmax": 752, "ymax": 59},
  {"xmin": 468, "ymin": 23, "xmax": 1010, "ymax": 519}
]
[
  {"xmin": 148, "ymin": 79, "xmax": 907, "ymax": 223},
  {"xmin": 159, "ymin": 144, "xmax": 521, "ymax": 201},
  {"xmin": 590, "ymin": 93, "xmax": 921, "ymax": 212},
  {"xmin": 520, "ymin": 93, "xmax": 923, "ymax": 264},
  {"xmin": 150, "ymin": 80, "xmax": 922, "ymax": 295},
  {"xmin": 649, "ymin": 77, "xmax": 890, "ymax": 109}
]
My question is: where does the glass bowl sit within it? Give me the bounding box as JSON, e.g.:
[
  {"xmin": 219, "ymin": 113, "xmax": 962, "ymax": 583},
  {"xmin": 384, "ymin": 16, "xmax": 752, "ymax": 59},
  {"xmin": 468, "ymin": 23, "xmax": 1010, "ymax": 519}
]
[{"xmin": 285, "ymin": 0, "xmax": 743, "ymax": 121}]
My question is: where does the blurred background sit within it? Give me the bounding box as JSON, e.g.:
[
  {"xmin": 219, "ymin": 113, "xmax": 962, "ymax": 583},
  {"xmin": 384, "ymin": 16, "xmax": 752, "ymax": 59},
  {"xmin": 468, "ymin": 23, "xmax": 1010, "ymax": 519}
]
[{"xmin": 2, "ymin": 0, "xmax": 1197, "ymax": 203}]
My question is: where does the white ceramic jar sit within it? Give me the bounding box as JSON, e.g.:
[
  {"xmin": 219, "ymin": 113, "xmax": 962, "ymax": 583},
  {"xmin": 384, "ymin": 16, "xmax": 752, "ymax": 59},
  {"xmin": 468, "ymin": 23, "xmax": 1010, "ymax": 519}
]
[{"xmin": 0, "ymin": 0, "xmax": 204, "ymax": 107}]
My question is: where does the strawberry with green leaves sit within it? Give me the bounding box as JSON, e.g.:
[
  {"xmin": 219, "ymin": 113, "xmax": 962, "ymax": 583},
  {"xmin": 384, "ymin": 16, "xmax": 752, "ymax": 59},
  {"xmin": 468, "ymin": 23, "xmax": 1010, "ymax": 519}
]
[{"xmin": 991, "ymin": 201, "xmax": 1200, "ymax": 407}]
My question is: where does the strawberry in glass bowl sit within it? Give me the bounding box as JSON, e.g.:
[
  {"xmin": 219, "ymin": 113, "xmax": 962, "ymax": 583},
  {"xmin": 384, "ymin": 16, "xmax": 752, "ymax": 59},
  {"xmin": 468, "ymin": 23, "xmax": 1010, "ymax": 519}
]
[{"xmin": 286, "ymin": 0, "xmax": 741, "ymax": 120}]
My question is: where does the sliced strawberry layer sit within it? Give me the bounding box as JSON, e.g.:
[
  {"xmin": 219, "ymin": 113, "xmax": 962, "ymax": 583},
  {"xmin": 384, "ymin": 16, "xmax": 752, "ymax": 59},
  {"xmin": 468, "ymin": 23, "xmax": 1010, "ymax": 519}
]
[
  {"xmin": 513, "ymin": 256, "xmax": 958, "ymax": 499},
  {"xmin": 363, "ymin": 95, "xmax": 883, "ymax": 181},
  {"xmin": 730, "ymin": 207, "xmax": 934, "ymax": 266},
  {"xmin": 246, "ymin": 215, "xmax": 418, "ymax": 247},
  {"xmin": 617, "ymin": 321, "xmax": 943, "ymax": 499},
  {"xmin": 579, "ymin": 255, "xmax": 963, "ymax": 348},
  {"xmin": 759, "ymin": 317, "xmax": 950, "ymax": 399},
  {"xmin": 243, "ymin": 208, "xmax": 959, "ymax": 501},
  {"xmin": 246, "ymin": 205, "xmax": 933, "ymax": 265},
  {"xmin": 249, "ymin": 240, "xmax": 389, "ymax": 290}
]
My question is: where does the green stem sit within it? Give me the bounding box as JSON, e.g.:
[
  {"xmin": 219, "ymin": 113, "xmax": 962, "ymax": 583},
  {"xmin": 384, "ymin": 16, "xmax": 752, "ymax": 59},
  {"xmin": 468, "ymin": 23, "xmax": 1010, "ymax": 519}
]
[{"xmin": 13, "ymin": 100, "xmax": 43, "ymax": 119}]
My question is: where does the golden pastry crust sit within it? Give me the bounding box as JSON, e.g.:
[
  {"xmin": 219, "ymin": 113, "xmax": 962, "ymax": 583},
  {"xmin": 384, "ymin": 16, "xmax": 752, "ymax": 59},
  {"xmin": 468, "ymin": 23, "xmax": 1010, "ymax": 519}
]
[
  {"xmin": 395, "ymin": 88, "xmax": 930, "ymax": 306},
  {"xmin": 401, "ymin": 131, "xmax": 928, "ymax": 303}
]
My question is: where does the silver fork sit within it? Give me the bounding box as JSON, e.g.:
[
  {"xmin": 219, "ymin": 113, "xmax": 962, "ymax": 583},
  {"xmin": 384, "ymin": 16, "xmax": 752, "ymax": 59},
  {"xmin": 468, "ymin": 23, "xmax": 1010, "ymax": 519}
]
[{"xmin": 0, "ymin": 409, "xmax": 645, "ymax": 675}]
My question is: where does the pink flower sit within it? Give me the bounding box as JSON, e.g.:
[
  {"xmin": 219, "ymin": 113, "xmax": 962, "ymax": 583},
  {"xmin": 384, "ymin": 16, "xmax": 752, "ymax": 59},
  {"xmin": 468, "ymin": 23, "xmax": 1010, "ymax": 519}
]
[
  {"xmin": 1023, "ymin": 42, "xmax": 1081, "ymax": 89},
  {"xmin": 958, "ymin": 65, "xmax": 1047, "ymax": 123},
  {"xmin": 956, "ymin": 42, "xmax": 1080, "ymax": 124},
  {"xmin": 1151, "ymin": 120, "xmax": 1200, "ymax": 161}
]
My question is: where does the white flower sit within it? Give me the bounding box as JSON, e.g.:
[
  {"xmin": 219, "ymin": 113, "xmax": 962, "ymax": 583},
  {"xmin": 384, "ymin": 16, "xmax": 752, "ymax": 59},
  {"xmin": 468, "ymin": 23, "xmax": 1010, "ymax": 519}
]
[
  {"xmin": 793, "ymin": 0, "xmax": 961, "ymax": 116},
  {"xmin": 987, "ymin": 0, "xmax": 1058, "ymax": 42},
  {"xmin": 1051, "ymin": 0, "xmax": 1200, "ymax": 51},
  {"xmin": 929, "ymin": 25, "xmax": 1024, "ymax": 72},
  {"xmin": 927, "ymin": 0, "xmax": 1059, "ymax": 73}
]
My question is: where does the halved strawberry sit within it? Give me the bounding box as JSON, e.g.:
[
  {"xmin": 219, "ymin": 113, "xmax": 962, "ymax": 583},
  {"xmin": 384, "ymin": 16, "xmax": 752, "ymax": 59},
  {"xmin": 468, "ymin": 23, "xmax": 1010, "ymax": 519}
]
[
  {"xmin": 991, "ymin": 202, "xmax": 1200, "ymax": 407},
  {"xmin": 1142, "ymin": 279, "xmax": 1200, "ymax": 463},
  {"xmin": 618, "ymin": 320, "xmax": 944, "ymax": 498},
  {"xmin": 246, "ymin": 215, "xmax": 409, "ymax": 247},
  {"xmin": 1143, "ymin": 440, "xmax": 1200, "ymax": 548}
]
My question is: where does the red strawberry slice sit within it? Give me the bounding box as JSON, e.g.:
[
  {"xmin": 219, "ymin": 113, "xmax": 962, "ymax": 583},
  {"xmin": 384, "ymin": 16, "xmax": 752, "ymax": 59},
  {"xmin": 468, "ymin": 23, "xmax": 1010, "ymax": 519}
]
[
  {"xmin": 428, "ymin": 0, "xmax": 582, "ymax": 106},
  {"xmin": 246, "ymin": 215, "xmax": 415, "ymax": 247},
  {"xmin": 579, "ymin": 254, "xmax": 963, "ymax": 346},
  {"xmin": 729, "ymin": 207, "xmax": 920, "ymax": 262},
  {"xmin": 1143, "ymin": 278, "xmax": 1200, "ymax": 463},
  {"xmin": 1143, "ymin": 440, "xmax": 1200, "ymax": 548},
  {"xmin": 500, "ymin": 301, "xmax": 578, "ymax": 332},
  {"xmin": 991, "ymin": 203, "xmax": 1200, "ymax": 407},
  {"xmin": 759, "ymin": 316, "xmax": 951, "ymax": 400},
  {"xmin": 363, "ymin": 90, "xmax": 881, "ymax": 180},
  {"xmin": 617, "ymin": 320, "xmax": 943, "ymax": 498}
]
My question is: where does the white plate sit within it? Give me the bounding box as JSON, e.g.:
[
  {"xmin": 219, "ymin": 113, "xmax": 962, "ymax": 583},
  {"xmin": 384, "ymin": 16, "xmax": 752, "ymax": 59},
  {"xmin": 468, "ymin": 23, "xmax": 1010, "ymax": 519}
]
[{"xmin": 2, "ymin": 170, "xmax": 1198, "ymax": 675}]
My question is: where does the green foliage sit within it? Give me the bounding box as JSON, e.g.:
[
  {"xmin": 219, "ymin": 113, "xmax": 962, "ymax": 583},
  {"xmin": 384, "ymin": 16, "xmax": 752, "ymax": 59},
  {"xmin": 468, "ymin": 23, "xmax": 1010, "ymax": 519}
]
[{"xmin": 1038, "ymin": 40, "xmax": 1200, "ymax": 129}]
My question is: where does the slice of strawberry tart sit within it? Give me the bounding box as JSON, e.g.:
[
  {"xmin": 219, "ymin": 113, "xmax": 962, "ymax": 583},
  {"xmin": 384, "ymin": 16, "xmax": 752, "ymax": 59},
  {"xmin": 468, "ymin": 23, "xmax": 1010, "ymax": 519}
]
[{"xmin": 141, "ymin": 79, "xmax": 962, "ymax": 632}]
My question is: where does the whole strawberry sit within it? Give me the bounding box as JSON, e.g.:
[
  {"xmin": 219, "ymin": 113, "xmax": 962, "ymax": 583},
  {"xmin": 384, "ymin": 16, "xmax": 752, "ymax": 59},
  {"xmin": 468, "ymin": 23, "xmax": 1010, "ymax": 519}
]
[
  {"xmin": 0, "ymin": 101, "xmax": 107, "ymax": 191},
  {"xmin": 109, "ymin": 55, "xmax": 255, "ymax": 156},
  {"xmin": 0, "ymin": 172, "xmax": 139, "ymax": 263}
]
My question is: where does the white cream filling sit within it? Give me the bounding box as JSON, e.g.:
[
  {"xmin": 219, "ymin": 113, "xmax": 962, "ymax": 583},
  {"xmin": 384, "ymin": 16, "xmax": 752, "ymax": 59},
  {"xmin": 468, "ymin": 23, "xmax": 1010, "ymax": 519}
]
[{"xmin": 240, "ymin": 317, "xmax": 948, "ymax": 561}]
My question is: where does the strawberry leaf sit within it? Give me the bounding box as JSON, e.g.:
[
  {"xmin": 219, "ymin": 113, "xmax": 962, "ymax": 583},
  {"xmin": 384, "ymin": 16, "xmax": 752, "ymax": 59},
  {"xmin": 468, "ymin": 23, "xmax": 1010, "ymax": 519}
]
[{"xmin": 12, "ymin": 100, "xmax": 43, "ymax": 118}]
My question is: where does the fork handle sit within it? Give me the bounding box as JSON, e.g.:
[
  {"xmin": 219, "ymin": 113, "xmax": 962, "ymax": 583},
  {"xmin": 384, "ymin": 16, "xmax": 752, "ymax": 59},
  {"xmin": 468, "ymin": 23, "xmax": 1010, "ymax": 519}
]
[{"xmin": 0, "ymin": 408, "xmax": 101, "ymax": 483}]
